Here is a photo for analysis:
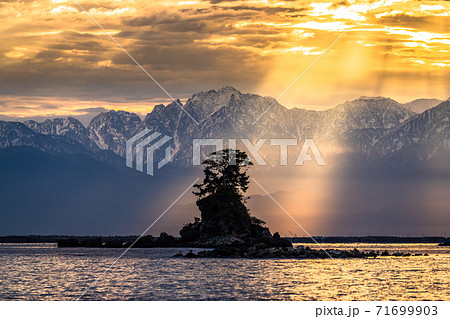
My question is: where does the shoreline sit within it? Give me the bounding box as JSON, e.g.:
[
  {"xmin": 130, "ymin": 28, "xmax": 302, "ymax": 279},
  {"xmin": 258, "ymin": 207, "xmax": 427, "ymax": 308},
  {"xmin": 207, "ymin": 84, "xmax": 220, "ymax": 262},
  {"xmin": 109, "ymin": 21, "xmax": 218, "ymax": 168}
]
[{"xmin": 0, "ymin": 235, "xmax": 447, "ymax": 244}]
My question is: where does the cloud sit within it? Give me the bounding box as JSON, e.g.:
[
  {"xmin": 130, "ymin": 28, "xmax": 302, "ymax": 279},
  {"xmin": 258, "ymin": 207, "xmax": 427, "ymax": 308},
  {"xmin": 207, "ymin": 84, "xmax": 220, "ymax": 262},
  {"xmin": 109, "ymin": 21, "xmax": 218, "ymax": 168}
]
[
  {"xmin": 204, "ymin": 0, "xmax": 240, "ymax": 4},
  {"xmin": 375, "ymin": 14, "xmax": 450, "ymax": 34},
  {"xmin": 0, "ymin": 0, "xmax": 449, "ymax": 117},
  {"xmin": 75, "ymin": 107, "xmax": 109, "ymax": 113}
]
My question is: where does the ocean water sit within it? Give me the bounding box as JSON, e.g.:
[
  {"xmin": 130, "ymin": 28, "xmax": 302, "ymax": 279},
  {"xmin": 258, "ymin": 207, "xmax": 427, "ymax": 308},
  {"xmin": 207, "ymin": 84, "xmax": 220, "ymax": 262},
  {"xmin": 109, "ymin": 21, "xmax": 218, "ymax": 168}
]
[{"xmin": 0, "ymin": 243, "xmax": 448, "ymax": 301}]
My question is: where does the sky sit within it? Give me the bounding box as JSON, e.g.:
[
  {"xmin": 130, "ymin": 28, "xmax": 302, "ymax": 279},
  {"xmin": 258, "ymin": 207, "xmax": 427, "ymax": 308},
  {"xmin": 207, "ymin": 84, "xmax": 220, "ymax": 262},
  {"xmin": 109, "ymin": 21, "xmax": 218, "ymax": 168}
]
[{"xmin": 0, "ymin": 0, "xmax": 449, "ymax": 121}]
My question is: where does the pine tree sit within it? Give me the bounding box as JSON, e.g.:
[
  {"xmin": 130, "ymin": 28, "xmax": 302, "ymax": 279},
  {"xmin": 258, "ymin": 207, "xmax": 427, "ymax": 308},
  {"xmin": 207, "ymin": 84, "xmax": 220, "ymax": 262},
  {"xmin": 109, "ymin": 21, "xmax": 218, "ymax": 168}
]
[
  {"xmin": 179, "ymin": 149, "xmax": 292, "ymax": 248},
  {"xmin": 193, "ymin": 149, "xmax": 252, "ymax": 200},
  {"xmin": 180, "ymin": 149, "xmax": 269, "ymax": 244}
]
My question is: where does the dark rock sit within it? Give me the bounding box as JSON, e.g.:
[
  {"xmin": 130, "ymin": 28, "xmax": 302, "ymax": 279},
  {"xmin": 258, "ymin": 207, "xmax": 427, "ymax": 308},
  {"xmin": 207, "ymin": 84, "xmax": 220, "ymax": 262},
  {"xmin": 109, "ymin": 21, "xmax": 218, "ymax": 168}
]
[
  {"xmin": 347, "ymin": 248, "xmax": 361, "ymax": 258},
  {"xmin": 155, "ymin": 232, "xmax": 176, "ymax": 247},
  {"xmin": 327, "ymin": 249, "xmax": 344, "ymax": 258},
  {"xmin": 196, "ymin": 250, "xmax": 210, "ymax": 258},
  {"xmin": 179, "ymin": 217, "xmax": 201, "ymax": 243},
  {"xmin": 253, "ymin": 242, "xmax": 267, "ymax": 250},
  {"xmin": 185, "ymin": 250, "xmax": 198, "ymax": 258},
  {"xmin": 186, "ymin": 243, "xmax": 421, "ymax": 260},
  {"xmin": 172, "ymin": 252, "xmax": 183, "ymax": 257},
  {"xmin": 438, "ymin": 241, "xmax": 450, "ymax": 246},
  {"xmin": 269, "ymin": 233, "xmax": 293, "ymax": 248},
  {"xmin": 181, "ymin": 182, "xmax": 292, "ymax": 249},
  {"xmin": 196, "ymin": 188, "xmax": 255, "ymax": 241},
  {"xmin": 197, "ymin": 235, "xmax": 245, "ymax": 247},
  {"xmin": 213, "ymin": 247, "xmax": 238, "ymax": 257}
]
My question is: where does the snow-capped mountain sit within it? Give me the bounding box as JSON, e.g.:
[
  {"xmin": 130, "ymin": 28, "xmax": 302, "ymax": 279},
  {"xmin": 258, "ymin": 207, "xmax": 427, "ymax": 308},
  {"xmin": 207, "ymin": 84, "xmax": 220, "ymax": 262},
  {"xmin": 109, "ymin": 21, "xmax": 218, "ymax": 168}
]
[
  {"xmin": 1, "ymin": 88, "xmax": 448, "ymax": 236},
  {"xmin": 130, "ymin": 90, "xmax": 419, "ymax": 166},
  {"xmin": 315, "ymin": 97, "xmax": 416, "ymax": 160},
  {"xmin": 87, "ymin": 110, "xmax": 141, "ymax": 157},
  {"xmin": 373, "ymin": 99, "xmax": 450, "ymax": 161},
  {"xmin": 1, "ymin": 87, "xmax": 448, "ymax": 169},
  {"xmin": 0, "ymin": 121, "xmax": 90, "ymax": 155},
  {"xmin": 322, "ymin": 96, "xmax": 414, "ymax": 133},
  {"xmin": 24, "ymin": 117, "xmax": 99, "ymax": 152}
]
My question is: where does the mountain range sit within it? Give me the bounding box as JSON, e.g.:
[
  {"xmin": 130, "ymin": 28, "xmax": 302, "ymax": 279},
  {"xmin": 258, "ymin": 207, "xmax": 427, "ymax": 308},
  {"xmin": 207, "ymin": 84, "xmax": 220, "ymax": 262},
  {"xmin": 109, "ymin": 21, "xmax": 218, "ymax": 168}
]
[
  {"xmin": 1, "ymin": 87, "xmax": 448, "ymax": 168},
  {"xmin": 0, "ymin": 87, "xmax": 448, "ymax": 235}
]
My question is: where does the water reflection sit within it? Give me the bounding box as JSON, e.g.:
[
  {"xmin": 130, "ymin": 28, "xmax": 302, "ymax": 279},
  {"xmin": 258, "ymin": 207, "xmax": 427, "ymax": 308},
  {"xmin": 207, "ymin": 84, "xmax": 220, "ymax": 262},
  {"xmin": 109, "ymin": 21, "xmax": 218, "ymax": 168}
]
[{"xmin": 0, "ymin": 243, "xmax": 448, "ymax": 300}]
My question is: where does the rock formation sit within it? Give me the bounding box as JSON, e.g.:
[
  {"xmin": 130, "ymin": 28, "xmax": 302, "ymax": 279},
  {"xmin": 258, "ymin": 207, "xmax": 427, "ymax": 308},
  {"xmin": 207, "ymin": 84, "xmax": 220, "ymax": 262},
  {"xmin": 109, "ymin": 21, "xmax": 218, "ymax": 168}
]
[{"xmin": 180, "ymin": 149, "xmax": 291, "ymax": 248}]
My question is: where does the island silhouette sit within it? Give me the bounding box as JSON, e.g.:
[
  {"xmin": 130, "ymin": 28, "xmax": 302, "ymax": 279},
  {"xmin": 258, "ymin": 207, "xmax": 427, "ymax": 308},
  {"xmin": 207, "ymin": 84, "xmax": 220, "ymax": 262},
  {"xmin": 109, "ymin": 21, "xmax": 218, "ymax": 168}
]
[{"xmin": 55, "ymin": 149, "xmax": 433, "ymax": 259}]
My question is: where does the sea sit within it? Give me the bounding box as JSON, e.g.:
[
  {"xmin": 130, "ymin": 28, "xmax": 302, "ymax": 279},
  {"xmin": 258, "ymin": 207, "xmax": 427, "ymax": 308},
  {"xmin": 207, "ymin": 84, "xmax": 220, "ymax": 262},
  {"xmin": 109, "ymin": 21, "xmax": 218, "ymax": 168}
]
[{"xmin": 0, "ymin": 243, "xmax": 448, "ymax": 301}]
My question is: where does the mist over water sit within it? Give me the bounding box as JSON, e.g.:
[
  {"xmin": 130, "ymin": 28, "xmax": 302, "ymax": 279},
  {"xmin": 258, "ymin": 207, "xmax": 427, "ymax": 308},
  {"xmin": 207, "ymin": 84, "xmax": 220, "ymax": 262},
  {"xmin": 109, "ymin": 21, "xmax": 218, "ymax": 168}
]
[
  {"xmin": 213, "ymin": 161, "xmax": 449, "ymax": 237},
  {"xmin": 1, "ymin": 143, "xmax": 447, "ymax": 237}
]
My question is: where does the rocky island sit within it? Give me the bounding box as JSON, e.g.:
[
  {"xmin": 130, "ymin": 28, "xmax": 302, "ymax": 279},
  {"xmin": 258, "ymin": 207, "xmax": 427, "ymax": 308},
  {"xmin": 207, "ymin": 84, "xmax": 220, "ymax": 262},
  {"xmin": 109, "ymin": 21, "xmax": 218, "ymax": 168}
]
[
  {"xmin": 58, "ymin": 149, "xmax": 425, "ymax": 259},
  {"xmin": 177, "ymin": 149, "xmax": 292, "ymax": 249},
  {"xmin": 172, "ymin": 149, "xmax": 421, "ymax": 259}
]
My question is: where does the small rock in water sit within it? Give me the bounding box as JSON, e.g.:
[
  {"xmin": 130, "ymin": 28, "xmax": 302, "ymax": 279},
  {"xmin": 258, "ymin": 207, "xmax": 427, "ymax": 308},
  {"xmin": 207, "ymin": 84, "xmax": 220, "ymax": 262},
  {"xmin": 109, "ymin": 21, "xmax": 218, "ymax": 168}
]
[
  {"xmin": 172, "ymin": 252, "xmax": 183, "ymax": 257},
  {"xmin": 381, "ymin": 250, "xmax": 390, "ymax": 256},
  {"xmin": 185, "ymin": 252, "xmax": 198, "ymax": 258}
]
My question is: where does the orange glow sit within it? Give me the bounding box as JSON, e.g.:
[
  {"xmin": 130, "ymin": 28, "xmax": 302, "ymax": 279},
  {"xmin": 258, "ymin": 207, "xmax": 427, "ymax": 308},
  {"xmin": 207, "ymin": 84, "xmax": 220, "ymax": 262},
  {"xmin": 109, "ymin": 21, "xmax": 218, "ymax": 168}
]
[{"xmin": 0, "ymin": 0, "xmax": 448, "ymax": 118}]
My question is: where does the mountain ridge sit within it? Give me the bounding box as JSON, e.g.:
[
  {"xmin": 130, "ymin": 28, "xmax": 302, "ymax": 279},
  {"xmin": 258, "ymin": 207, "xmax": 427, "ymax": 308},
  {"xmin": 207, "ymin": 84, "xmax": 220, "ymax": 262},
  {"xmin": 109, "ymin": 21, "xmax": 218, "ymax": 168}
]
[
  {"xmin": 0, "ymin": 87, "xmax": 448, "ymax": 236},
  {"xmin": 1, "ymin": 87, "xmax": 448, "ymax": 168}
]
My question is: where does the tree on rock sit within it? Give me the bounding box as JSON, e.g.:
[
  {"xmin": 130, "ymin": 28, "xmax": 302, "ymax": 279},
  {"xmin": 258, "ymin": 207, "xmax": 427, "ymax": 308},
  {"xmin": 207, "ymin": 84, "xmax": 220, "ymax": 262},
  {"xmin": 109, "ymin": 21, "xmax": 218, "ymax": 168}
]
[
  {"xmin": 180, "ymin": 149, "xmax": 291, "ymax": 248},
  {"xmin": 193, "ymin": 149, "xmax": 252, "ymax": 199}
]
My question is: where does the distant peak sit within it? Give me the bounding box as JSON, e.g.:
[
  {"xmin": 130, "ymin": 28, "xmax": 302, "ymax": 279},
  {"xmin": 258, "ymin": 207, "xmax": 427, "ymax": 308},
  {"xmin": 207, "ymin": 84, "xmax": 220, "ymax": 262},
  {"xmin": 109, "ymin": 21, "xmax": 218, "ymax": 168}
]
[
  {"xmin": 406, "ymin": 98, "xmax": 441, "ymax": 102},
  {"xmin": 193, "ymin": 86, "xmax": 240, "ymax": 97},
  {"xmin": 356, "ymin": 96, "xmax": 392, "ymax": 101},
  {"xmin": 218, "ymin": 86, "xmax": 240, "ymax": 93},
  {"xmin": 103, "ymin": 110, "xmax": 135, "ymax": 116},
  {"xmin": 333, "ymin": 96, "xmax": 405, "ymax": 112},
  {"xmin": 166, "ymin": 99, "xmax": 182, "ymax": 106},
  {"xmin": 24, "ymin": 117, "xmax": 81, "ymax": 125},
  {"xmin": 343, "ymin": 96, "xmax": 400, "ymax": 107}
]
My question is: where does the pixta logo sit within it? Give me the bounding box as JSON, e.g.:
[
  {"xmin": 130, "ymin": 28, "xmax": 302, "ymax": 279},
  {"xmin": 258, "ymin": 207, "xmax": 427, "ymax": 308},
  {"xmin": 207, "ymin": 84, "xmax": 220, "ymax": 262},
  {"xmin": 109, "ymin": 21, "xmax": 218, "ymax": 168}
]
[
  {"xmin": 126, "ymin": 129, "xmax": 172, "ymax": 175},
  {"xmin": 193, "ymin": 138, "xmax": 325, "ymax": 166}
]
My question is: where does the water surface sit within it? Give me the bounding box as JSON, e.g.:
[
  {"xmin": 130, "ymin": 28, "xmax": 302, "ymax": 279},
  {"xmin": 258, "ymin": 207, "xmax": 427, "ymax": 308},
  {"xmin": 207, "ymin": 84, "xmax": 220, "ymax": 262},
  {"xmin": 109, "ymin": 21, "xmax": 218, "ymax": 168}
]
[{"xmin": 0, "ymin": 243, "xmax": 448, "ymax": 300}]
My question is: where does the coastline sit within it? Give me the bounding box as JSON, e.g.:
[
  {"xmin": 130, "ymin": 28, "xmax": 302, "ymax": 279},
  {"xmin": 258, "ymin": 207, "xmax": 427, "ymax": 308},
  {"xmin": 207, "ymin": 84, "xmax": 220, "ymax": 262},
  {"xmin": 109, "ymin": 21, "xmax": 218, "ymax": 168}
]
[
  {"xmin": 0, "ymin": 235, "xmax": 448, "ymax": 248},
  {"xmin": 1, "ymin": 235, "xmax": 447, "ymax": 244}
]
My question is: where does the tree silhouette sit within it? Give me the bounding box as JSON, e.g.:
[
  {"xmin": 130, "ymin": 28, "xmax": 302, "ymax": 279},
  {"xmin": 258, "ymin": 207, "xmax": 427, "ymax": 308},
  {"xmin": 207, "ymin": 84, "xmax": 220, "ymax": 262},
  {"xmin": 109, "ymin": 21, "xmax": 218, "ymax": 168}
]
[
  {"xmin": 193, "ymin": 149, "xmax": 252, "ymax": 199},
  {"xmin": 181, "ymin": 149, "xmax": 270, "ymax": 244}
]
